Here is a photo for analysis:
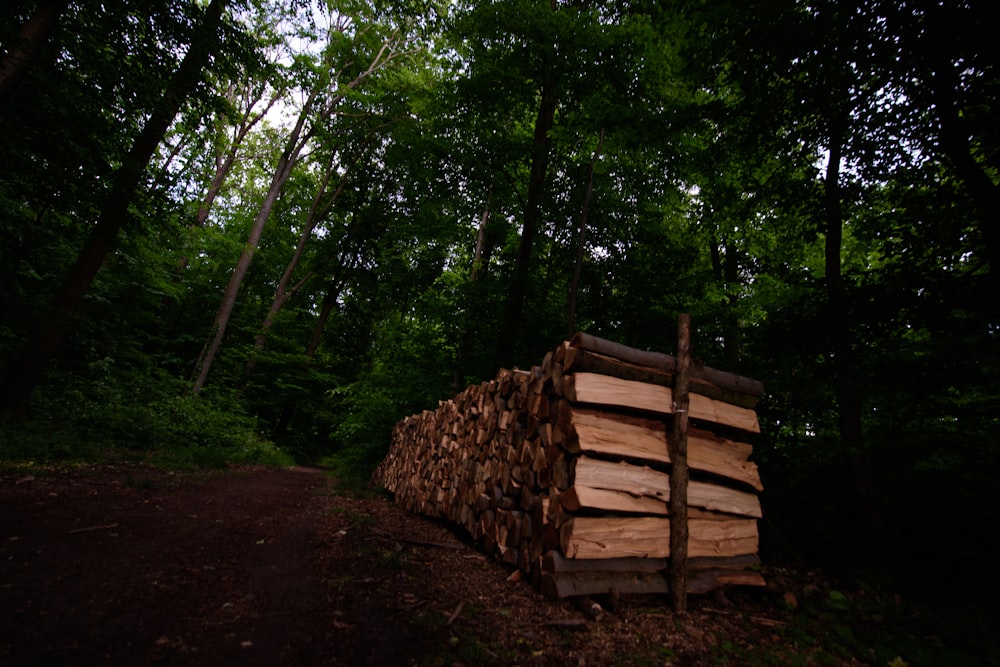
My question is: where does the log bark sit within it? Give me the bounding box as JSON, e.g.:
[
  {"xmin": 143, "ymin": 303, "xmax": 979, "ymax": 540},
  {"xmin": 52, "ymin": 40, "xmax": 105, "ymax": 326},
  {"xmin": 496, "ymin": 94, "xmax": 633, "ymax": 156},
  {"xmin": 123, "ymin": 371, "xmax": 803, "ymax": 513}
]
[
  {"xmin": 563, "ymin": 346, "xmax": 759, "ymax": 408},
  {"xmin": 569, "ymin": 331, "xmax": 764, "ymax": 398}
]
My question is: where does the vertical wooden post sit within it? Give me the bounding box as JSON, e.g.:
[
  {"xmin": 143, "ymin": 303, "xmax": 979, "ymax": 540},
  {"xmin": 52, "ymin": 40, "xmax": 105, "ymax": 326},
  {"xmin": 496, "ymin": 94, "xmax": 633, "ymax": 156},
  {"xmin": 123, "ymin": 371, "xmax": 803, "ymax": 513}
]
[{"xmin": 669, "ymin": 313, "xmax": 691, "ymax": 611}]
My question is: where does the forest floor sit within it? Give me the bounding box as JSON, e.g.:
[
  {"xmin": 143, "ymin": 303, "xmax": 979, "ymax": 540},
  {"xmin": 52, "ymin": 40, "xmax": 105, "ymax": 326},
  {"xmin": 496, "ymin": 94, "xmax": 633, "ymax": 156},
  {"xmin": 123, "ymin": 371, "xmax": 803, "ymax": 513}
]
[{"xmin": 0, "ymin": 463, "xmax": 988, "ymax": 666}]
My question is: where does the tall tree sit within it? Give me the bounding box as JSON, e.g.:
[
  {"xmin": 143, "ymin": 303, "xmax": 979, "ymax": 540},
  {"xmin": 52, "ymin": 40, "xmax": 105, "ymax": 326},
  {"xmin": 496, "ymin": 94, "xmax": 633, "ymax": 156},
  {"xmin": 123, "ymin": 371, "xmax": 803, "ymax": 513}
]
[
  {"xmin": 902, "ymin": 0, "xmax": 1000, "ymax": 280},
  {"xmin": 1, "ymin": 0, "xmax": 229, "ymax": 418},
  {"xmin": 566, "ymin": 128, "xmax": 603, "ymax": 338},
  {"xmin": 493, "ymin": 2, "xmax": 562, "ymax": 368},
  {"xmin": 243, "ymin": 158, "xmax": 351, "ymax": 379},
  {"xmin": 0, "ymin": 0, "xmax": 68, "ymax": 103},
  {"xmin": 191, "ymin": 9, "xmax": 409, "ymax": 395}
]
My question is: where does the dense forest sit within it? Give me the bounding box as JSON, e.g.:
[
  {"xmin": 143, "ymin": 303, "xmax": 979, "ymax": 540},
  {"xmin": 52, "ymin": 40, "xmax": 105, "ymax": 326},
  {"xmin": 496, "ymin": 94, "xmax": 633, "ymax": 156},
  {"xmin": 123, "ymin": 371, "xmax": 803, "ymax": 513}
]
[{"xmin": 1, "ymin": 0, "xmax": 997, "ymax": 620}]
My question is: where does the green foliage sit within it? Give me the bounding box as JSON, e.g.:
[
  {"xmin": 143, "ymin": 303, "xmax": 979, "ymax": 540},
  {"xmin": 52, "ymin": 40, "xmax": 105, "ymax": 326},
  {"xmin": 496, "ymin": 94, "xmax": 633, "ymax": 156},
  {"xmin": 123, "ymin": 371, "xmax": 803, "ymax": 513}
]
[
  {"xmin": 2, "ymin": 2, "xmax": 999, "ymax": 643},
  {"xmin": 0, "ymin": 364, "xmax": 290, "ymax": 469},
  {"xmin": 323, "ymin": 299, "xmax": 457, "ymax": 477}
]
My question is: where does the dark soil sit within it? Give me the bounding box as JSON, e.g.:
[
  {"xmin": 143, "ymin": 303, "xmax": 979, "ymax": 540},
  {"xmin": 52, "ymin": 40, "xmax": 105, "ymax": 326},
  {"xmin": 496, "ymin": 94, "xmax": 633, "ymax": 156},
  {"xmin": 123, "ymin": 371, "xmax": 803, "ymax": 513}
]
[{"xmin": 0, "ymin": 464, "xmax": 969, "ymax": 666}]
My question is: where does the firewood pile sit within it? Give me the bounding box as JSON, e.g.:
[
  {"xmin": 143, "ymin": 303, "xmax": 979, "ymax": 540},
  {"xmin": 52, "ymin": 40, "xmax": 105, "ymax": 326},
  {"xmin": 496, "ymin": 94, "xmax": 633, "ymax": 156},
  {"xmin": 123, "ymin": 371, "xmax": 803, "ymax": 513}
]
[{"xmin": 372, "ymin": 332, "xmax": 766, "ymax": 599}]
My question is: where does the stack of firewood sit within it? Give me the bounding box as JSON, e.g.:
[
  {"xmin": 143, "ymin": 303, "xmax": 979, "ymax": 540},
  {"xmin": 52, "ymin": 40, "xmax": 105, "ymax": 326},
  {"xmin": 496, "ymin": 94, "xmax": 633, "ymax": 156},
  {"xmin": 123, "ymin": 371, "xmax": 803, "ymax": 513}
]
[{"xmin": 372, "ymin": 333, "xmax": 765, "ymax": 598}]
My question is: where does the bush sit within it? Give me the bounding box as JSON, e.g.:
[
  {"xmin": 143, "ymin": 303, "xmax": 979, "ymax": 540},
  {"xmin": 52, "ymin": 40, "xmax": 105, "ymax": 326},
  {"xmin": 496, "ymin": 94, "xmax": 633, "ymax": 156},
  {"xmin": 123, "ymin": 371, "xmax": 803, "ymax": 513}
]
[{"xmin": 0, "ymin": 362, "xmax": 292, "ymax": 469}]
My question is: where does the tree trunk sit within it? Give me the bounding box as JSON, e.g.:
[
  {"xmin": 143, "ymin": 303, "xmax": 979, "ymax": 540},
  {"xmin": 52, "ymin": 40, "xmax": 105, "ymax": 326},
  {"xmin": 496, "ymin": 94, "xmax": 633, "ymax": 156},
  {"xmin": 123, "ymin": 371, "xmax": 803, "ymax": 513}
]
[
  {"xmin": 191, "ymin": 89, "xmax": 315, "ymax": 395},
  {"xmin": 0, "ymin": 0, "xmax": 68, "ymax": 103},
  {"xmin": 708, "ymin": 233, "xmax": 742, "ymax": 368},
  {"xmin": 929, "ymin": 68, "xmax": 1000, "ymax": 280},
  {"xmin": 453, "ymin": 188, "xmax": 494, "ymax": 392},
  {"xmin": 195, "ymin": 86, "xmax": 280, "ymax": 226},
  {"xmin": 823, "ymin": 112, "xmax": 869, "ymax": 502},
  {"xmin": 276, "ymin": 262, "xmax": 355, "ymax": 437},
  {"xmin": 1, "ymin": 0, "xmax": 227, "ymax": 418},
  {"xmin": 566, "ymin": 128, "xmax": 603, "ymax": 339},
  {"xmin": 305, "ymin": 270, "xmax": 352, "ymax": 360},
  {"xmin": 191, "ymin": 33, "xmax": 404, "ymax": 394},
  {"xmin": 920, "ymin": 4, "xmax": 1000, "ymax": 282},
  {"xmin": 495, "ymin": 58, "xmax": 559, "ymax": 368},
  {"xmin": 669, "ymin": 313, "xmax": 691, "ymax": 612},
  {"xmin": 195, "ymin": 141, "xmax": 239, "ymax": 227},
  {"xmin": 244, "ymin": 164, "xmax": 350, "ymax": 379}
]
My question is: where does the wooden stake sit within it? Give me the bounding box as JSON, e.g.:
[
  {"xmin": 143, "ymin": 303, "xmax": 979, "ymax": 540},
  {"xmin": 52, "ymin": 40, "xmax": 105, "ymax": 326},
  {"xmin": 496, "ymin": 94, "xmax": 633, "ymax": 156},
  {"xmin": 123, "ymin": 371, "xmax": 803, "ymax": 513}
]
[{"xmin": 669, "ymin": 314, "xmax": 691, "ymax": 611}]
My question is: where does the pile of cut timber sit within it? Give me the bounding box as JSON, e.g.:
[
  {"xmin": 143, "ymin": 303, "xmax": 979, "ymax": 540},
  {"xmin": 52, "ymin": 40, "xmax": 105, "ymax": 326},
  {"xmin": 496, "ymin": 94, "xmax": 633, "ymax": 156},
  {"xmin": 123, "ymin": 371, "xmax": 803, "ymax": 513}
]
[{"xmin": 372, "ymin": 332, "xmax": 766, "ymax": 599}]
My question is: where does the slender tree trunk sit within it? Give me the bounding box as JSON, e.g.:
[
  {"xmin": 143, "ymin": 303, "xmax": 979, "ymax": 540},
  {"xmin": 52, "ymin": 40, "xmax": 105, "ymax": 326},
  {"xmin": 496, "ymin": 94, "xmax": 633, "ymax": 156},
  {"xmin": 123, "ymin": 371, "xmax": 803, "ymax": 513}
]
[
  {"xmin": 1, "ymin": 0, "xmax": 227, "ymax": 419},
  {"xmin": 495, "ymin": 58, "xmax": 559, "ymax": 368},
  {"xmin": 305, "ymin": 270, "xmax": 352, "ymax": 360},
  {"xmin": 929, "ymin": 70, "xmax": 1000, "ymax": 279},
  {"xmin": 668, "ymin": 313, "xmax": 691, "ymax": 612},
  {"xmin": 195, "ymin": 87, "xmax": 280, "ymax": 226},
  {"xmin": 243, "ymin": 164, "xmax": 350, "ymax": 380},
  {"xmin": 566, "ymin": 128, "xmax": 603, "ymax": 339},
  {"xmin": 191, "ymin": 33, "xmax": 404, "ymax": 394},
  {"xmin": 722, "ymin": 238, "xmax": 741, "ymax": 367},
  {"xmin": 305, "ymin": 291, "xmax": 339, "ymax": 361},
  {"xmin": 921, "ymin": 5, "xmax": 1000, "ymax": 281},
  {"xmin": 823, "ymin": 113, "xmax": 869, "ymax": 502},
  {"xmin": 275, "ymin": 270, "xmax": 351, "ymax": 442},
  {"xmin": 175, "ymin": 87, "xmax": 280, "ymax": 272},
  {"xmin": 0, "ymin": 0, "xmax": 68, "ymax": 103},
  {"xmin": 156, "ymin": 135, "xmax": 188, "ymax": 184},
  {"xmin": 470, "ymin": 188, "xmax": 494, "ymax": 284},
  {"xmin": 195, "ymin": 143, "xmax": 239, "ymax": 226},
  {"xmin": 191, "ymin": 90, "xmax": 315, "ymax": 396},
  {"xmin": 453, "ymin": 188, "xmax": 494, "ymax": 392}
]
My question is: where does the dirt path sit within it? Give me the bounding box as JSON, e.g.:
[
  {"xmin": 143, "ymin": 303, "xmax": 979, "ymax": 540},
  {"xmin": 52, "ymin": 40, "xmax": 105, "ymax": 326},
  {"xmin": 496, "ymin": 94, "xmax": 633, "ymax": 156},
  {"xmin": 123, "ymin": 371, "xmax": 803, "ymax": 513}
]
[{"xmin": 0, "ymin": 464, "xmax": 868, "ymax": 666}]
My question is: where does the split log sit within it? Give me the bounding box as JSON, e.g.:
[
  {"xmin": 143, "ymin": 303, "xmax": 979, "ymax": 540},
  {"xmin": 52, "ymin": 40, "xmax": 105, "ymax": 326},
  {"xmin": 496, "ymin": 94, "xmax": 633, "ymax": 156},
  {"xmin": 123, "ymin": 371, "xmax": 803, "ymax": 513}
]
[
  {"xmin": 542, "ymin": 550, "xmax": 666, "ymax": 573},
  {"xmin": 563, "ymin": 372, "xmax": 760, "ymax": 434},
  {"xmin": 558, "ymin": 404, "xmax": 763, "ymax": 491},
  {"xmin": 563, "ymin": 345, "xmax": 760, "ymax": 409},
  {"xmin": 539, "ymin": 568, "xmax": 765, "ymax": 598},
  {"xmin": 540, "ymin": 570, "xmax": 669, "ymax": 599},
  {"xmin": 556, "ymin": 485, "xmax": 670, "ymax": 516},
  {"xmin": 556, "ymin": 455, "xmax": 762, "ymax": 518},
  {"xmin": 539, "ymin": 551, "xmax": 761, "ymax": 573},
  {"xmin": 687, "ymin": 569, "xmax": 767, "ymax": 594},
  {"xmin": 538, "ymin": 551, "xmax": 764, "ymax": 599},
  {"xmin": 559, "ymin": 516, "xmax": 759, "ymax": 560}
]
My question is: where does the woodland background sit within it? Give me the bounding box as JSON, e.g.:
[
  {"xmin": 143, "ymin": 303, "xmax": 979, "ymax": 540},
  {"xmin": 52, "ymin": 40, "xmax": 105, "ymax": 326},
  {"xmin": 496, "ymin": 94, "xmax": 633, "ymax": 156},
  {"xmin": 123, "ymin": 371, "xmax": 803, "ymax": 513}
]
[{"xmin": 1, "ymin": 0, "xmax": 998, "ymax": 622}]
